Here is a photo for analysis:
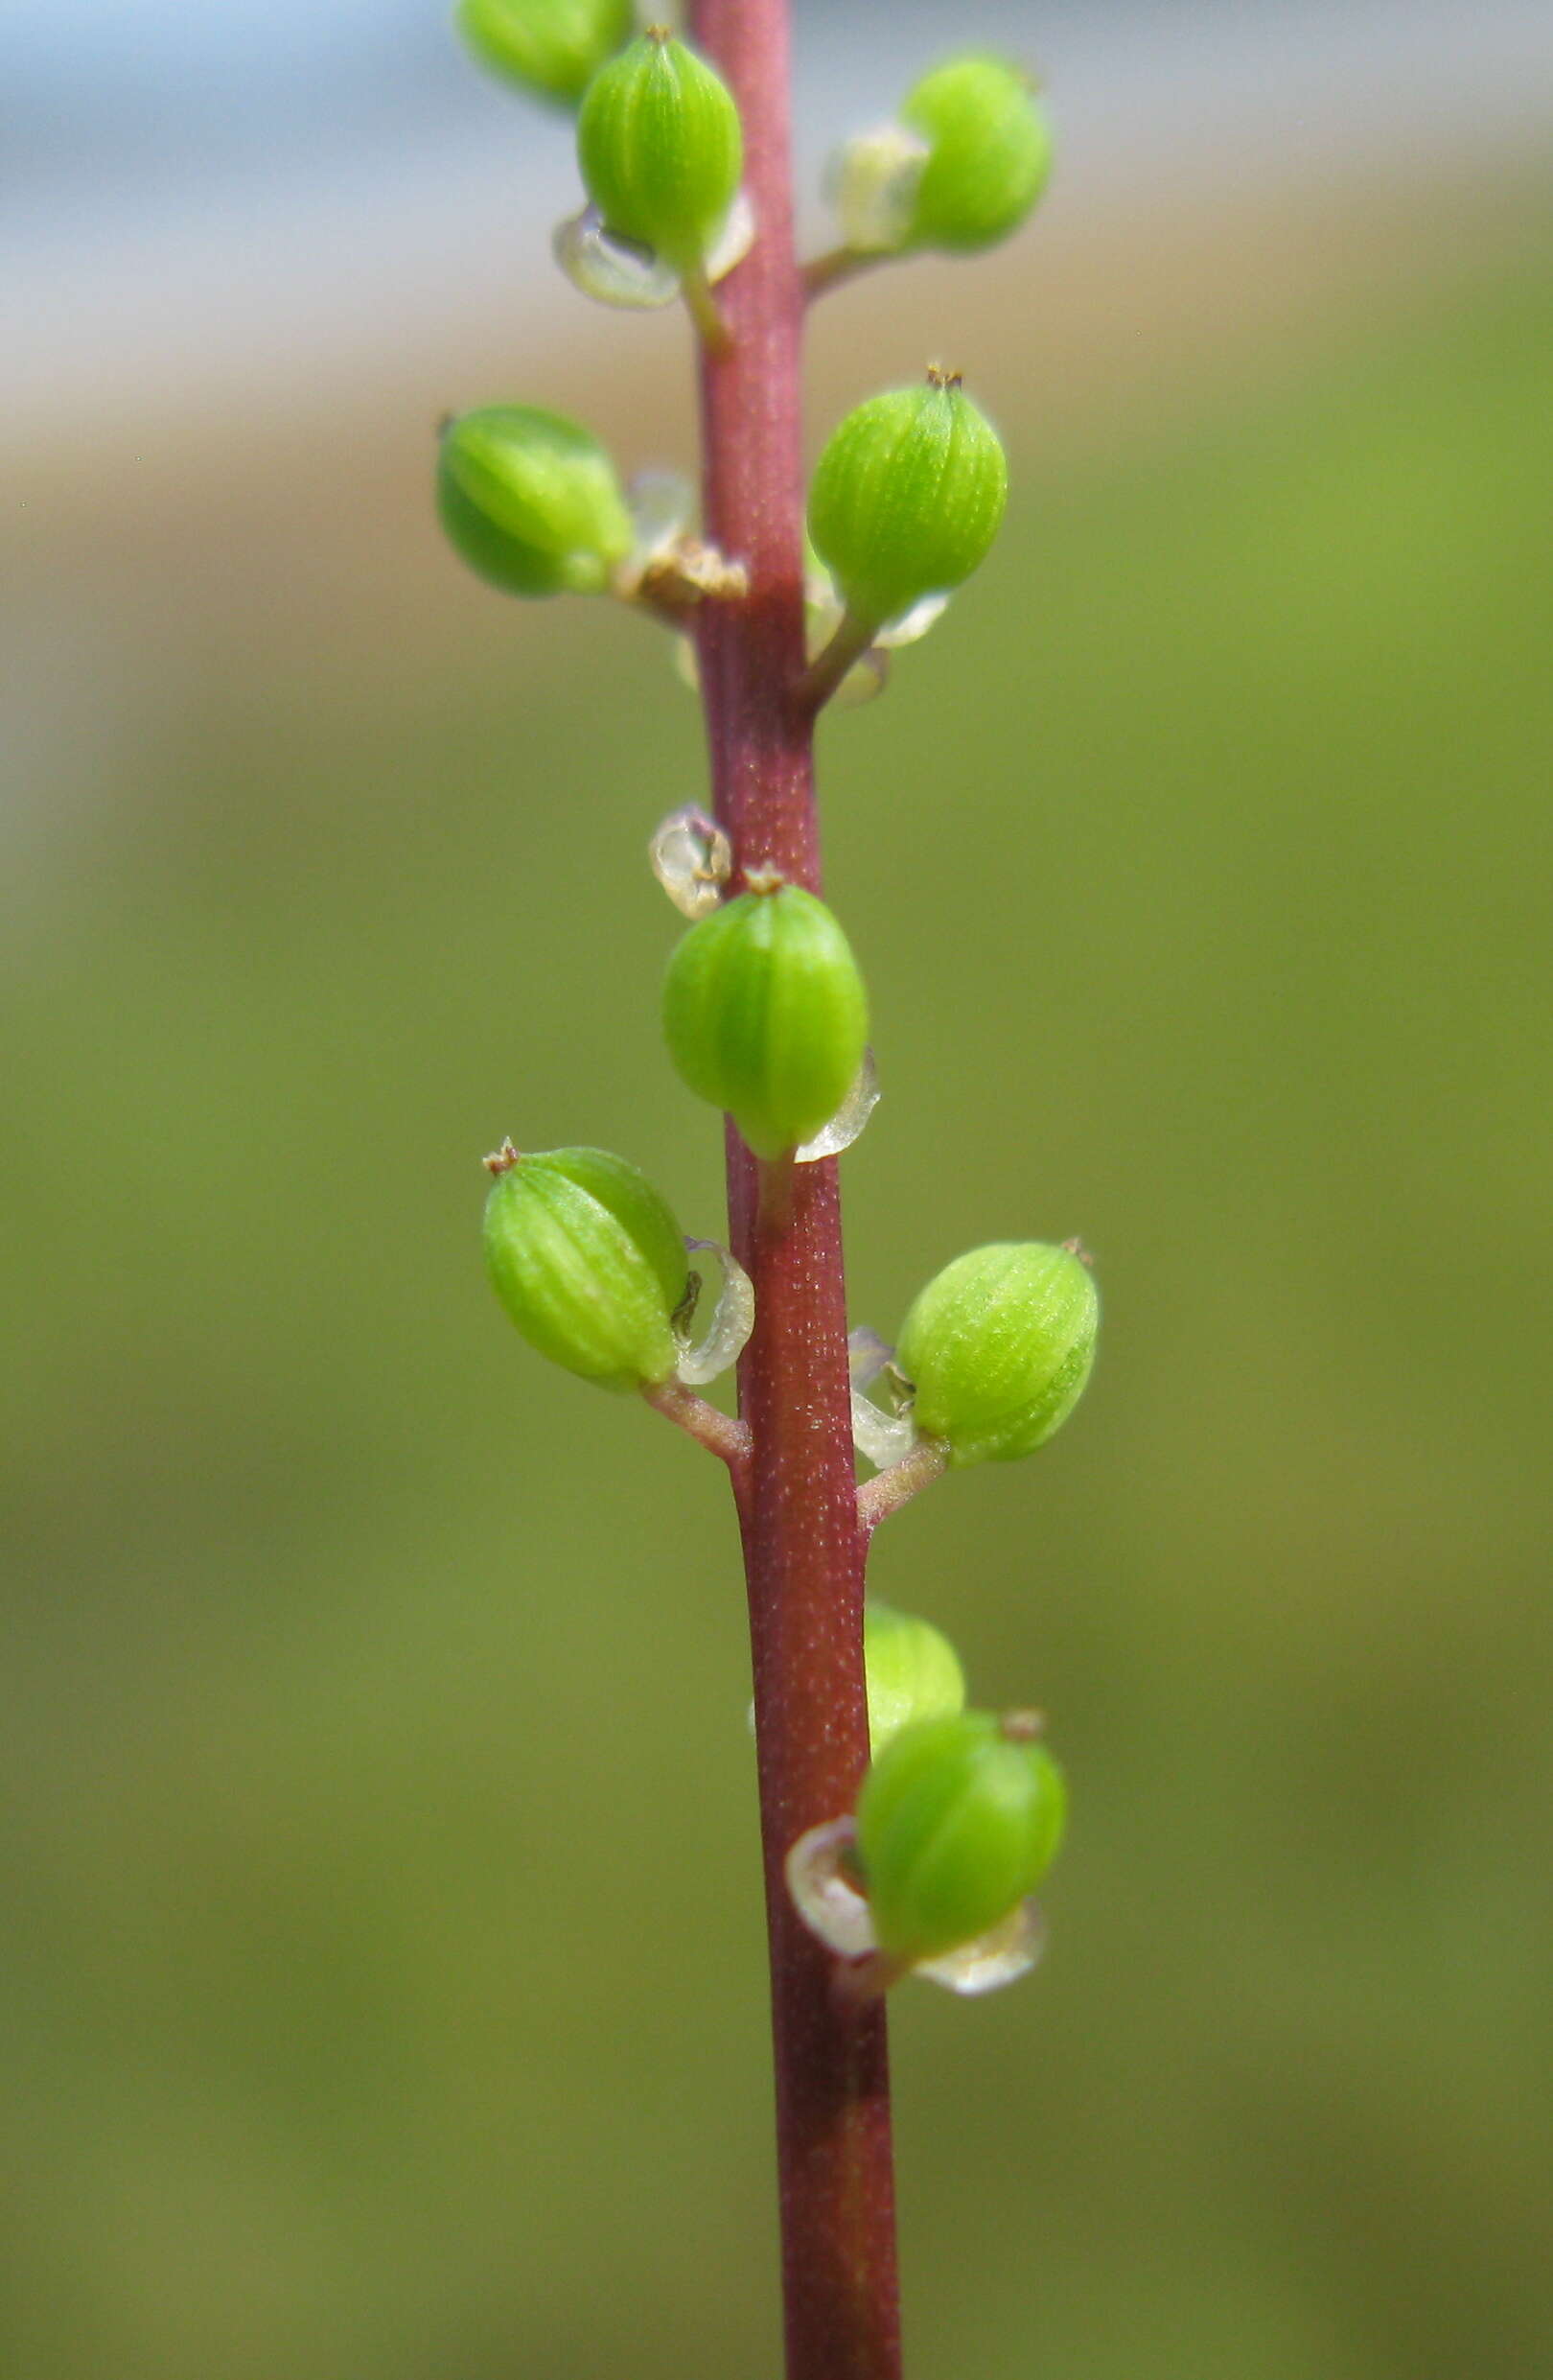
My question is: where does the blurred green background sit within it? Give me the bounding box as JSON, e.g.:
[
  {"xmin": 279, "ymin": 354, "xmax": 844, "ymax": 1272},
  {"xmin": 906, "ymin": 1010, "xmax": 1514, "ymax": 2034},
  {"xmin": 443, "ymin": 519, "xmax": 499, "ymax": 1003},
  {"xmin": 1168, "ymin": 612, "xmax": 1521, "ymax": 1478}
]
[{"xmin": 4, "ymin": 5, "xmax": 1552, "ymax": 2375}]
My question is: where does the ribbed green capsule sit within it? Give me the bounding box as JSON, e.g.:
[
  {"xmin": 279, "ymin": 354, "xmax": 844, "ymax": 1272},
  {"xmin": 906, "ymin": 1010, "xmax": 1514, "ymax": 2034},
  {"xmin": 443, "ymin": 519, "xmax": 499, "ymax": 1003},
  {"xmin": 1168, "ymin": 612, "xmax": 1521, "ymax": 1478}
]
[
  {"xmin": 576, "ymin": 29, "xmax": 743, "ymax": 272},
  {"xmin": 865, "ymin": 1602, "xmax": 966, "ymax": 1754},
  {"xmin": 483, "ymin": 1147, "xmax": 689, "ymax": 1390},
  {"xmin": 856, "ymin": 1710, "xmax": 1067, "ymax": 1962},
  {"xmin": 662, "ymin": 881, "xmax": 869, "ymax": 1160},
  {"xmin": 807, "ymin": 371, "xmax": 1008, "ymax": 631},
  {"xmin": 456, "ymin": 0, "xmax": 635, "ymax": 107},
  {"xmin": 896, "ymin": 1242, "xmax": 1098, "ymax": 1467},
  {"xmin": 437, "ymin": 405, "xmax": 634, "ymax": 597},
  {"xmin": 901, "ymin": 55, "xmax": 1053, "ymax": 252}
]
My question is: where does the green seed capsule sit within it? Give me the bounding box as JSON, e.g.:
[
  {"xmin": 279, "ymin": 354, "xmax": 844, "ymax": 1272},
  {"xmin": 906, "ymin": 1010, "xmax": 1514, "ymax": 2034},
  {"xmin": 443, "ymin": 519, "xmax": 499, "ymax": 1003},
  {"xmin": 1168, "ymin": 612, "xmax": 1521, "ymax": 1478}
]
[
  {"xmin": 661, "ymin": 880, "xmax": 869, "ymax": 1160},
  {"xmin": 456, "ymin": 0, "xmax": 635, "ymax": 107},
  {"xmin": 901, "ymin": 55, "xmax": 1053, "ymax": 253},
  {"xmin": 438, "ymin": 405, "xmax": 634, "ymax": 597},
  {"xmin": 483, "ymin": 1146, "xmax": 689, "ymax": 1390},
  {"xmin": 865, "ymin": 1602, "xmax": 966, "ymax": 1754},
  {"xmin": 576, "ymin": 29, "xmax": 743, "ymax": 273},
  {"xmin": 807, "ymin": 370, "xmax": 1008, "ymax": 632},
  {"xmin": 896, "ymin": 1242, "xmax": 1098, "ymax": 1467},
  {"xmin": 856, "ymin": 1710, "xmax": 1067, "ymax": 1962}
]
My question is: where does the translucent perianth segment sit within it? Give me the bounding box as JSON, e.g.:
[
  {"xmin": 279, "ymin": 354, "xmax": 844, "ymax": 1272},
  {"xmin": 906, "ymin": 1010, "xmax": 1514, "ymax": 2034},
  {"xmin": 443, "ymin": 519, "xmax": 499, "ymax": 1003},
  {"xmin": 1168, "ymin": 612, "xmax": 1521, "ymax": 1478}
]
[
  {"xmin": 847, "ymin": 1326, "xmax": 917, "ymax": 1468},
  {"xmin": 795, "ymin": 1047, "xmax": 880, "ymax": 1164},
  {"xmin": 802, "ymin": 550, "xmax": 951, "ymax": 707},
  {"xmin": 704, "ymin": 190, "xmax": 756, "ymax": 286},
  {"xmin": 829, "ymin": 122, "xmax": 930, "ymax": 254},
  {"xmin": 785, "ymin": 1815, "xmax": 1050, "ymax": 1996},
  {"xmin": 672, "ymin": 1235, "xmax": 754, "ymax": 1386},
  {"xmin": 913, "ymin": 1898, "xmax": 1046, "ymax": 1995},
  {"xmin": 554, "ymin": 205, "xmax": 682, "ymax": 308},
  {"xmin": 554, "ymin": 190, "xmax": 752, "ymax": 311},
  {"xmin": 875, "ymin": 589, "xmax": 951, "ymax": 648},
  {"xmin": 784, "ymin": 1818, "xmax": 878, "ymax": 1961},
  {"xmin": 650, "ymin": 805, "xmax": 733, "ymax": 920},
  {"xmin": 626, "ymin": 470, "xmax": 697, "ymax": 570}
]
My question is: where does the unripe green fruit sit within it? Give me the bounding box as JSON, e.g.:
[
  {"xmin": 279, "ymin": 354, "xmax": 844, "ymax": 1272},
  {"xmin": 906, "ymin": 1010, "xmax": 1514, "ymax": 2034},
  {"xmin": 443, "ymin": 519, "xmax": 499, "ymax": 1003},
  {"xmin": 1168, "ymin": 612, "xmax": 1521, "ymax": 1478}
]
[
  {"xmin": 576, "ymin": 29, "xmax": 743, "ymax": 272},
  {"xmin": 661, "ymin": 881, "xmax": 869, "ymax": 1160},
  {"xmin": 456, "ymin": 0, "xmax": 635, "ymax": 107},
  {"xmin": 856, "ymin": 1711, "xmax": 1067, "ymax": 1962},
  {"xmin": 896, "ymin": 1242, "xmax": 1098, "ymax": 1467},
  {"xmin": 438, "ymin": 405, "xmax": 634, "ymax": 597},
  {"xmin": 807, "ymin": 371, "xmax": 1008, "ymax": 631},
  {"xmin": 902, "ymin": 55, "xmax": 1053, "ymax": 253},
  {"xmin": 483, "ymin": 1147, "xmax": 689, "ymax": 1390},
  {"xmin": 865, "ymin": 1602, "xmax": 966, "ymax": 1754}
]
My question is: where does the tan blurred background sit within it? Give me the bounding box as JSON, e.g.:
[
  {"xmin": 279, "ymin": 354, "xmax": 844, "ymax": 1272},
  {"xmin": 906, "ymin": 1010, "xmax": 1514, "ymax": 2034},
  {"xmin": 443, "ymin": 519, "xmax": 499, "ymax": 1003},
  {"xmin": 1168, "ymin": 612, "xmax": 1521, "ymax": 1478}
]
[{"xmin": 4, "ymin": 3, "xmax": 1552, "ymax": 2375}]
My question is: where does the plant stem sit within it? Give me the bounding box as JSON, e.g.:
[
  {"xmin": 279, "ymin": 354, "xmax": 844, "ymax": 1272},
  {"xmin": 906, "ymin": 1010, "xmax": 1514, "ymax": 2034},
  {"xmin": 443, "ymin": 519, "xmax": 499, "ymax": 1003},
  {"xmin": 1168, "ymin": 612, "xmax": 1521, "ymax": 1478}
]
[{"xmin": 689, "ymin": 6, "xmax": 903, "ymax": 2377}]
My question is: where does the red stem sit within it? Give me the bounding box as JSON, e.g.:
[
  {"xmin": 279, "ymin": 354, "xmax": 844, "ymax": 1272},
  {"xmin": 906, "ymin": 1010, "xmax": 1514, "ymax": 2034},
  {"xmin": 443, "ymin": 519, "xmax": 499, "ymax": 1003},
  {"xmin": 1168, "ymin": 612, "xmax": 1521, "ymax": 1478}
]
[{"xmin": 689, "ymin": 6, "xmax": 903, "ymax": 2377}]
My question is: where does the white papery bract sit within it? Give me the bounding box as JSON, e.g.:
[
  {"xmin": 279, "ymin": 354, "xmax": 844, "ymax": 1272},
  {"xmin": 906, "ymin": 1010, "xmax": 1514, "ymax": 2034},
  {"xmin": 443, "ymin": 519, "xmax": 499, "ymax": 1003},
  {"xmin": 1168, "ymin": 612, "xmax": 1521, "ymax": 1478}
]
[
  {"xmin": 847, "ymin": 1326, "xmax": 918, "ymax": 1468},
  {"xmin": 785, "ymin": 1815, "xmax": 1047, "ymax": 1995},
  {"xmin": 627, "ymin": 470, "xmax": 697, "ymax": 568},
  {"xmin": 650, "ymin": 805, "xmax": 733, "ymax": 920},
  {"xmin": 554, "ymin": 191, "xmax": 754, "ymax": 313},
  {"xmin": 673, "ymin": 1235, "xmax": 754, "ymax": 1386},
  {"xmin": 555, "ymin": 206, "xmax": 681, "ymax": 308},
  {"xmin": 829, "ymin": 123, "xmax": 930, "ymax": 254},
  {"xmin": 795, "ymin": 1047, "xmax": 881, "ymax": 1163}
]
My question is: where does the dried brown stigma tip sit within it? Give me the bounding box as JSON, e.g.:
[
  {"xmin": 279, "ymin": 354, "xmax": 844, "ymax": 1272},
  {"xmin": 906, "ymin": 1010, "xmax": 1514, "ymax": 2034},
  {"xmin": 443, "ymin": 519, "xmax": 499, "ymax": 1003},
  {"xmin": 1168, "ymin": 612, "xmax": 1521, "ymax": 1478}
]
[
  {"xmin": 644, "ymin": 22, "xmax": 671, "ymax": 40},
  {"xmin": 926, "ymin": 363, "xmax": 964, "ymax": 391},
  {"xmin": 1060, "ymin": 1236, "xmax": 1096, "ymax": 1268},
  {"xmin": 999, "ymin": 1709, "xmax": 1047, "ymax": 1744},
  {"xmin": 483, "ymin": 1138, "xmax": 522, "ymax": 1178},
  {"xmin": 743, "ymin": 864, "xmax": 786, "ymax": 897}
]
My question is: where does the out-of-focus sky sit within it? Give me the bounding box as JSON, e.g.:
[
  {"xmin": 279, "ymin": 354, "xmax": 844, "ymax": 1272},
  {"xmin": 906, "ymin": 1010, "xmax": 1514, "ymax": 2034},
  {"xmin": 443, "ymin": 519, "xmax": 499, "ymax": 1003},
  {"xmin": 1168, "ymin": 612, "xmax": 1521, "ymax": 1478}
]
[{"xmin": 6, "ymin": 0, "xmax": 1552, "ymax": 432}]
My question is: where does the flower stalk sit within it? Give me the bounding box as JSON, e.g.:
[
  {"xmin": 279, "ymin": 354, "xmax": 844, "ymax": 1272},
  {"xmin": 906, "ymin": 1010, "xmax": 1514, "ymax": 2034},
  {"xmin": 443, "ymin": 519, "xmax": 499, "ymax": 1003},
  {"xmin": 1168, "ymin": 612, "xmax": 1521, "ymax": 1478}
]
[
  {"xmin": 688, "ymin": 4, "xmax": 902, "ymax": 2374},
  {"xmin": 447, "ymin": 6, "xmax": 1090, "ymax": 2367}
]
